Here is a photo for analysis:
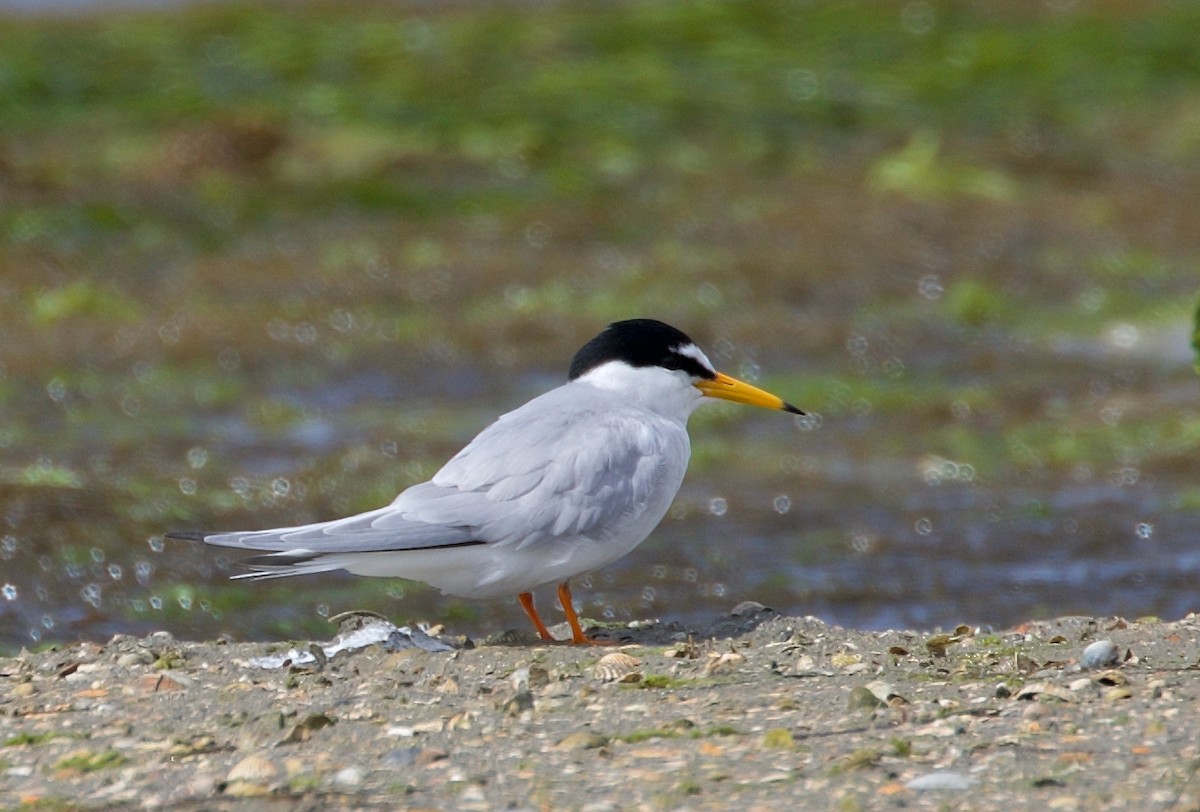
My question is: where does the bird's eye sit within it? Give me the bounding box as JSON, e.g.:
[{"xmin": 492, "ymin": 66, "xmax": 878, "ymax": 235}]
[{"xmin": 661, "ymin": 353, "xmax": 714, "ymax": 380}]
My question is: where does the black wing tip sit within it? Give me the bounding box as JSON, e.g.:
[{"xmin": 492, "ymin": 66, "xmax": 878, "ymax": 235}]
[
  {"xmin": 164, "ymin": 530, "xmax": 209, "ymax": 542},
  {"xmin": 242, "ymin": 551, "xmax": 321, "ymax": 568}
]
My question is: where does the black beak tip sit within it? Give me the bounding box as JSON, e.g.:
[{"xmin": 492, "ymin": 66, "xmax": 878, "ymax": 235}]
[{"xmin": 783, "ymin": 402, "xmax": 805, "ymax": 416}]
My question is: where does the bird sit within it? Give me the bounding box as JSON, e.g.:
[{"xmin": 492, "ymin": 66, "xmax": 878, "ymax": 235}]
[{"xmin": 168, "ymin": 319, "xmax": 802, "ymax": 644}]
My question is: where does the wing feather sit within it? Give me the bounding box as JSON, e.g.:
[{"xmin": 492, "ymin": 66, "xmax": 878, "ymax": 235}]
[{"xmin": 184, "ymin": 382, "xmax": 688, "ymax": 566}]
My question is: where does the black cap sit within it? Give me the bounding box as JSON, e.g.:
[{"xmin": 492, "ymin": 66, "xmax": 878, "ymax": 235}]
[{"xmin": 568, "ymin": 319, "xmax": 715, "ymax": 381}]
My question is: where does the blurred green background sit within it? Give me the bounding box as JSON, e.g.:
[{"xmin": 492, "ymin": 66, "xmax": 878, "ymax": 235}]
[{"xmin": 1, "ymin": 0, "xmax": 1198, "ymax": 650}]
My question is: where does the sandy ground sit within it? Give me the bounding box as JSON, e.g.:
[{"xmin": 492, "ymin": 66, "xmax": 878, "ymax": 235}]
[{"xmin": 3, "ymin": 605, "xmax": 1200, "ymax": 811}]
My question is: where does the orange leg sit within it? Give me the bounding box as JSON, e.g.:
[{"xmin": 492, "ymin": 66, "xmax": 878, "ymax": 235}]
[
  {"xmin": 518, "ymin": 591, "xmax": 556, "ymax": 641},
  {"xmin": 557, "ymin": 581, "xmax": 617, "ymax": 645},
  {"xmin": 557, "ymin": 582, "xmax": 587, "ymax": 644}
]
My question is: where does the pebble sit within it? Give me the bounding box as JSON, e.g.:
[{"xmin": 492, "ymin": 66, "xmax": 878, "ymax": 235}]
[
  {"xmin": 906, "ymin": 771, "xmax": 977, "ymax": 791},
  {"xmin": 554, "ymin": 731, "xmax": 609, "ymax": 750},
  {"xmin": 333, "ymin": 765, "xmax": 364, "ymax": 788},
  {"xmin": 865, "ymin": 679, "xmax": 902, "ymax": 704},
  {"xmin": 459, "ymin": 785, "xmax": 487, "ymax": 802},
  {"xmin": 1081, "ymin": 640, "xmax": 1119, "ymax": 670},
  {"xmin": 730, "ymin": 600, "xmax": 770, "ymax": 617},
  {"xmin": 116, "ymin": 652, "xmax": 150, "ymax": 668},
  {"xmin": 382, "ymin": 748, "xmax": 420, "ymax": 768},
  {"xmin": 847, "ymin": 685, "xmax": 885, "ymax": 710}
]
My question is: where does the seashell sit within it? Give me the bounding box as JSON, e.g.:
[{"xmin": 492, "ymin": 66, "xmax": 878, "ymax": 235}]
[
  {"xmin": 591, "ymin": 652, "xmax": 641, "ymax": 683},
  {"xmin": 664, "ymin": 638, "xmax": 701, "ymax": 659},
  {"xmin": 226, "ymin": 753, "xmax": 278, "ymax": 783},
  {"xmin": 704, "ymin": 651, "xmax": 745, "ymax": 676}
]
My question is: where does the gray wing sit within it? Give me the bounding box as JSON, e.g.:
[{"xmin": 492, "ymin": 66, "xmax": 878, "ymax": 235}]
[
  {"xmin": 183, "ymin": 382, "xmax": 684, "ymax": 556},
  {"xmin": 177, "ymin": 503, "xmax": 479, "ymax": 553}
]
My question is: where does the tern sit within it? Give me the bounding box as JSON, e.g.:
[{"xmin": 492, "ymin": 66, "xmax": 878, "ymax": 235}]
[{"xmin": 169, "ymin": 319, "xmax": 802, "ymax": 644}]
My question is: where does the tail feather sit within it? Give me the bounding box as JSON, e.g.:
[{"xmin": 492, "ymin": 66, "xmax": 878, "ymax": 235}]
[
  {"xmin": 228, "ymin": 549, "xmax": 346, "ymax": 580},
  {"xmin": 168, "ymin": 532, "xmax": 344, "ymax": 580}
]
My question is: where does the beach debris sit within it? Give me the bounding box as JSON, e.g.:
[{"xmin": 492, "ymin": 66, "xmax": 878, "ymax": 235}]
[
  {"xmin": 591, "ymin": 651, "xmax": 642, "ymax": 683},
  {"xmin": 246, "ymin": 615, "xmax": 455, "ymax": 669},
  {"xmin": 847, "ymin": 685, "xmax": 885, "ymax": 710},
  {"xmin": 224, "ymin": 754, "xmax": 278, "ymax": 797},
  {"xmin": 906, "ymin": 771, "xmax": 977, "ymax": 791},
  {"xmin": 1080, "ymin": 639, "xmax": 1120, "ymax": 670},
  {"xmin": 278, "ymin": 713, "xmax": 335, "ymax": 745},
  {"xmin": 1015, "ymin": 682, "xmax": 1073, "ymax": 703},
  {"xmin": 704, "ymin": 650, "xmax": 746, "ymax": 675}
]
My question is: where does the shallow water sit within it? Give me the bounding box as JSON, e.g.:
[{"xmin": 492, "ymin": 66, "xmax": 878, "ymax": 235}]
[
  {"xmin": 1, "ymin": 2, "xmax": 1198, "ymax": 650},
  {"xmin": 2, "ymin": 325, "xmax": 1196, "ymax": 650}
]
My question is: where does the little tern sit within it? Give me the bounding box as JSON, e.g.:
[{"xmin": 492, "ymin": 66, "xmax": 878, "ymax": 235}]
[{"xmin": 169, "ymin": 319, "xmax": 802, "ymax": 644}]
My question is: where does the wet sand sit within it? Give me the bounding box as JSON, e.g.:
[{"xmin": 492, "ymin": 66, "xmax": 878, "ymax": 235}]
[{"xmin": 3, "ymin": 607, "xmax": 1198, "ymax": 810}]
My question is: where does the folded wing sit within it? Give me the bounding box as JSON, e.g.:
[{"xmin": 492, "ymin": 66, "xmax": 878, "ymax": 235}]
[{"xmin": 170, "ymin": 382, "xmax": 685, "ymax": 581}]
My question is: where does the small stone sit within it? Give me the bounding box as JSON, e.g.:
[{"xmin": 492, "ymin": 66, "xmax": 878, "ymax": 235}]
[
  {"xmin": 865, "ymin": 680, "xmax": 905, "ymax": 704},
  {"xmin": 459, "ymin": 785, "xmax": 487, "ymax": 802},
  {"xmin": 847, "ymin": 685, "xmax": 885, "ymax": 710},
  {"xmin": 760, "ymin": 728, "xmax": 794, "ymax": 750},
  {"xmin": 116, "ymin": 652, "xmax": 149, "ymax": 668},
  {"xmin": 381, "ymin": 748, "xmax": 419, "ymax": 767},
  {"xmin": 501, "ymin": 689, "xmax": 535, "ymax": 717},
  {"xmin": 906, "ymin": 771, "xmax": 976, "ymax": 791},
  {"xmin": 730, "ymin": 600, "xmax": 769, "ymax": 617},
  {"xmin": 1080, "ymin": 640, "xmax": 1119, "ymax": 670},
  {"xmin": 554, "ymin": 731, "xmax": 608, "ymax": 750},
  {"xmin": 415, "ymin": 748, "xmax": 448, "ymax": 766},
  {"xmin": 333, "ymin": 765, "xmax": 364, "ymax": 788},
  {"xmin": 136, "ymin": 673, "xmax": 190, "ymax": 693},
  {"xmin": 994, "ymin": 683, "xmax": 1012, "ymax": 699}
]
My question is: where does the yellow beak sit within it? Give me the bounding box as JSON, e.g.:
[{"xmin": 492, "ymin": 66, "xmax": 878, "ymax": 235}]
[{"xmin": 695, "ymin": 372, "xmax": 804, "ymax": 414}]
